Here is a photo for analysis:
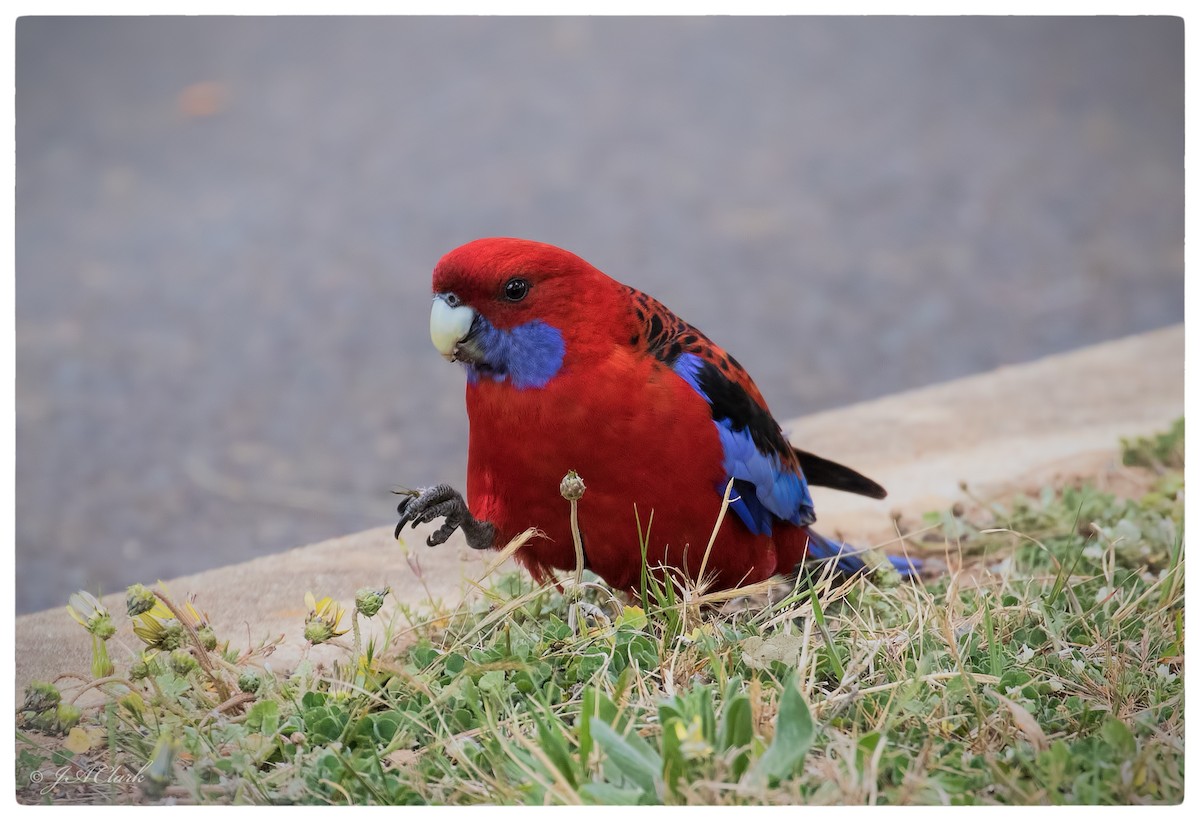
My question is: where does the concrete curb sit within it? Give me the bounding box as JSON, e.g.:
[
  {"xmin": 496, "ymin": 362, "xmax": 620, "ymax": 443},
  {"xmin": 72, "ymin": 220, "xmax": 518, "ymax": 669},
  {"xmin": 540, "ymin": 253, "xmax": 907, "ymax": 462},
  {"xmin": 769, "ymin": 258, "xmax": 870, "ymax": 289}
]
[{"xmin": 14, "ymin": 324, "xmax": 1182, "ymax": 697}]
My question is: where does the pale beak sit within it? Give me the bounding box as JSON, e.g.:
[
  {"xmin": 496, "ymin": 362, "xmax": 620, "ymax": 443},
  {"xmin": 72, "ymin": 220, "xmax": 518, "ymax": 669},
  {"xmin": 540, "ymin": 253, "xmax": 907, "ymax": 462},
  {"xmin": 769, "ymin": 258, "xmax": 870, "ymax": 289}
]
[{"xmin": 430, "ymin": 295, "xmax": 477, "ymax": 362}]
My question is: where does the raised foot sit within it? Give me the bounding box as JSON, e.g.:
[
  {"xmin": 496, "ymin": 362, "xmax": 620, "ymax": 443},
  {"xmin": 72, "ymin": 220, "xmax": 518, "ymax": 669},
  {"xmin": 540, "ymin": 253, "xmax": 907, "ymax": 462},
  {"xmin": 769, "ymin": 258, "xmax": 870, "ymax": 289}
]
[{"xmin": 394, "ymin": 484, "xmax": 496, "ymax": 550}]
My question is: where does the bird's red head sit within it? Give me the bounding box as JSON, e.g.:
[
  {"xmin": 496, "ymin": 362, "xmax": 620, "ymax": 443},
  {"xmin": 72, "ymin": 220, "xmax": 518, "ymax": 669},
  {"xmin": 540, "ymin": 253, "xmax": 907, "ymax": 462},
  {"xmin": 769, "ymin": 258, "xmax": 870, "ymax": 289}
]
[
  {"xmin": 429, "ymin": 238, "xmax": 626, "ymax": 389},
  {"xmin": 432, "ymin": 237, "xmax": 611, "ymax": 330}
]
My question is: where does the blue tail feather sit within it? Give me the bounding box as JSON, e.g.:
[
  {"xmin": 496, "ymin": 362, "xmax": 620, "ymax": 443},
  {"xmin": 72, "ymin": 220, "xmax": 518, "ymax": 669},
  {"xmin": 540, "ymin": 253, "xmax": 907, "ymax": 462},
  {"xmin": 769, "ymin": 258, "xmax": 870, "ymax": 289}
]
[{"xmin": 804, "ymin": 530, "xmax": 922, "ymax": 578}]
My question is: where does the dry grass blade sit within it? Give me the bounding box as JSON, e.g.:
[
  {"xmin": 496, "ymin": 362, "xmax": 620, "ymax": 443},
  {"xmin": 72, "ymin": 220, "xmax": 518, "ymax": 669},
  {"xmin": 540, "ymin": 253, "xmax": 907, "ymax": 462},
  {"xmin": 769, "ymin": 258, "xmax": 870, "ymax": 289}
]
[
  {"xmin": 697, "ymin": 478, "xmax": 736, "ymax": 586},
  {"xmin": 477, "ymin": 527, "xmax": 543, "ymax": 582},
  {"xmin": 986, "ymin": 688, "xmax": 1049, "ymax": 753}
]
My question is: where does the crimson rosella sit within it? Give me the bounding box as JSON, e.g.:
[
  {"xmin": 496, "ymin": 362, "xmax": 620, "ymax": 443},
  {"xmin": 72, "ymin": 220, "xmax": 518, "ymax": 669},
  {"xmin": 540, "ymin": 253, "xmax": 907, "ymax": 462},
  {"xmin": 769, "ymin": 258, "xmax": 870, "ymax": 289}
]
[{"xmin": 396, "ymin": 237, "xmax": 918, "ymax": 593}]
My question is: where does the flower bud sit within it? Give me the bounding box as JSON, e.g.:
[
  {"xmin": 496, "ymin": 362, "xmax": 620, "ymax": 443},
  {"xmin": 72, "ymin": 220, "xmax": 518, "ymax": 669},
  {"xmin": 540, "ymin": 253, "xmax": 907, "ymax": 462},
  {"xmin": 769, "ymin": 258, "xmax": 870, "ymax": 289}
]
[
  {"xmin": 559, "ymin": 470, "xmax": 586, "ymax": 501},
  {"xmin": 126, "ymin": 584, "xmax": 158, "ymax": 617},
  {"xmin": 120, "ymin": 691, "xmax": 146, "ymax": 722},
  {"xmin": 22, "ymin": 681, "xmax": 60, "ymax": 713},
  {"xmin": 56, "ymin": 703, "xmax": 83, "ymax": 734},
  {"xmin": 168, "ymin": 649, "xmax": 198, "ymax": 676},
  {"xmin": 304, "ymin": 619, "xmax": 334, "ymax": 644},
  {"xmin": 158, "ymin": 619, "xmax": 185, "ymax": 651},
  {"xmin": 237, "ymin": 671, "xmax": 261, "ymax": 694},
  {"xmin": 197, "ymin": 625, "xmax": 218, "ymax": 651},
  {"xmin": 355, "ymin": 587, "xmax": 390, "ymax": 618},
  {"xmin": 31, "ymin": 703, "xmax": 82, "ymax": 735},
  {"xmin": 91, "ymin": 614, "xmax": 117, "ymax": 641}
]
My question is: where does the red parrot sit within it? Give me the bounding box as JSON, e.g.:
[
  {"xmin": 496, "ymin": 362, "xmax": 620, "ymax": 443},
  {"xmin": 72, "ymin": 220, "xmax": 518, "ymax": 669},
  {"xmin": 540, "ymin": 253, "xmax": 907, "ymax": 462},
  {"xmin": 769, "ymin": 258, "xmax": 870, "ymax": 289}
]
[{"xmin": 396, "ymin": 237, "xmax": 917, "ymax": 593}]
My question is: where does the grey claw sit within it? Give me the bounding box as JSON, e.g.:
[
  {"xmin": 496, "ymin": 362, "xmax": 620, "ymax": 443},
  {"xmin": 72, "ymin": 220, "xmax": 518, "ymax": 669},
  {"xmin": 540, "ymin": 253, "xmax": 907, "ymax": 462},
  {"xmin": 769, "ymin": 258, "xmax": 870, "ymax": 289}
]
[
  {"xmin": 393, "ymin": 484, "xmax": 496, "ymax": 550},
  {"xmin": 395, "ymin": 496, "xmax": 415, "ymax": 539},
  {"xmin": 427, "ymin": 520, "xmax": 458, "ymax": 547}
]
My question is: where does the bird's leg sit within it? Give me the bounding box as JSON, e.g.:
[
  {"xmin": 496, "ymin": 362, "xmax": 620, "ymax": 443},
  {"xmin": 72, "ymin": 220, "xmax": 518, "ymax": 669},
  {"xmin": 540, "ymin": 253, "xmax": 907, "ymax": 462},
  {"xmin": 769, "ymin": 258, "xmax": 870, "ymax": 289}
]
[{"xmin": 394, "ymin": 484, "xmax": 496, "ymax": 550}]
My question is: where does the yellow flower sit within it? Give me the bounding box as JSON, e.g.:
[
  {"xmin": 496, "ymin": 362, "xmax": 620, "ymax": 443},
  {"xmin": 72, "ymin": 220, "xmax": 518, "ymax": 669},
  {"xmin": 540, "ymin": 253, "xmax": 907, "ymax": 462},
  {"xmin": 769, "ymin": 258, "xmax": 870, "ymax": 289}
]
[
  {"xmin": 132, "ymin": 601, "xmax": 184, "ymax": 650},
  {"xmin": 131, "ymin": 588, "xmax": 210, "ymax": 651},
  {"xmin": 67, "ymin": 591, "xmax": 116, "ymax": 677},
  {"xmin": 66, "ymin": 591, "xmax": 115, "ymax": 640},
  {"xmin": 354, "ymin": 650, "xmax": 386, "ymax": 680},
  {"xmin": 674, "ymin": 716, "xmax": 713, "ymax": 761},
  {"xmin": 304, "ymin": 592, "xmax": 349, "ymax": 644},
  {"xmin": 177, "ymin": 593, "xmax": 209, "ymax": 628}
]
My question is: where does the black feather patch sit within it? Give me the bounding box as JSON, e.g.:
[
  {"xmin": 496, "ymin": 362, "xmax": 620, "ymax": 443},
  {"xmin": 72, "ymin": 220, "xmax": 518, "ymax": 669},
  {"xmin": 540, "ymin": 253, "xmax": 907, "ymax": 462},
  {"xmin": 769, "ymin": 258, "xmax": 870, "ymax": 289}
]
[{"xmin": 691, "ymin": 357, "xmax": 795, "ymax": 463}]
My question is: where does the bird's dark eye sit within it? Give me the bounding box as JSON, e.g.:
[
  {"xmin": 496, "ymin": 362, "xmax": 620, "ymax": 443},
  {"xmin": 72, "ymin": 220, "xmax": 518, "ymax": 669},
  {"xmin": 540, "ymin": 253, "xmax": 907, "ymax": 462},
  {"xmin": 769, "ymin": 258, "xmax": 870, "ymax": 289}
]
[{"xmin": 503, "ymin": 277, "xmax": 529, "ymax": 302}]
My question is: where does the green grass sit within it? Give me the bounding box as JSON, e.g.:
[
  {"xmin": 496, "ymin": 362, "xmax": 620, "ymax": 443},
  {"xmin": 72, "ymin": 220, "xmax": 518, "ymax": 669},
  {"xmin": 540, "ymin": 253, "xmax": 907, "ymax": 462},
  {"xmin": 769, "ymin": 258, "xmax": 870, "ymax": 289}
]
[{"xmin": 16, "ymin": 422, "xmax": 1184, "ymax": 805}]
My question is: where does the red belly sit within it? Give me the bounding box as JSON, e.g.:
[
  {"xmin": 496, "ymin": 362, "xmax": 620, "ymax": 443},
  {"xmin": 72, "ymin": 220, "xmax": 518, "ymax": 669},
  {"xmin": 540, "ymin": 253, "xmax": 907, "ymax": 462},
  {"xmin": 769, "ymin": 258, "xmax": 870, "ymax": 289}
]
[{"xmin": 462, "ymin": 349, "xmax": 783, "ymax": 592}]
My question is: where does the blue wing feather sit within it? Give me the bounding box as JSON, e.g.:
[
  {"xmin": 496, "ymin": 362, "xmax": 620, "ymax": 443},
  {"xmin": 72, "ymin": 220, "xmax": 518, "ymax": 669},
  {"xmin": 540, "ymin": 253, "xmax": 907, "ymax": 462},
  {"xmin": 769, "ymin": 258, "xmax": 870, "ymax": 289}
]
[{"xmin": 674, "ymin": 353, "xmax": 814, "ymax": 535}]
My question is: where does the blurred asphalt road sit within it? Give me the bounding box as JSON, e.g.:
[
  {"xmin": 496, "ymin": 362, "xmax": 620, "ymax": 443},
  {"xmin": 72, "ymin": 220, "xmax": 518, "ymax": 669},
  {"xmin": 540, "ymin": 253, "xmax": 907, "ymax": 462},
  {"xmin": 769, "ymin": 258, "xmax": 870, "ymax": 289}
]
[{"xmin": 15, "ymin": 17, "xmax": 1183, "ymax": 613}]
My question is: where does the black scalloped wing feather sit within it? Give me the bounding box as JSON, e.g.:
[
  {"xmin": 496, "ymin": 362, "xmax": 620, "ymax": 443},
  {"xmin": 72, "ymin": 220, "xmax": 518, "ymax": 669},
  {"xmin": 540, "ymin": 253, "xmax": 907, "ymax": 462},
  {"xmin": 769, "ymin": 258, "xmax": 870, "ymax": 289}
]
[{"xmin": 623, "ymin": 285, "xmax": 887, "ymax": 501}]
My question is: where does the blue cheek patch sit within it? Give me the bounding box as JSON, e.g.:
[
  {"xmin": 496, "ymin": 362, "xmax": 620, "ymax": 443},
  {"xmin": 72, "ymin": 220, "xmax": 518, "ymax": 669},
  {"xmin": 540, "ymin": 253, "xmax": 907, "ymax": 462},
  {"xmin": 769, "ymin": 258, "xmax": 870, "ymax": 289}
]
[{"xmin": 465, "ymin": 317, "xmax": 565, "ymax": 390}]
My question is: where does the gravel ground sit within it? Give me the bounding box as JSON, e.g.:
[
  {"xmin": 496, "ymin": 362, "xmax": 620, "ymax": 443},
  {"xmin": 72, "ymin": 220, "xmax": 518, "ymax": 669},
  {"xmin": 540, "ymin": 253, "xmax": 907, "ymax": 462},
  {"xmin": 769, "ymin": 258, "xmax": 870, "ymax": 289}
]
[{"xmin": 15, "ymin": 16, "xmax": 1182, "ymax": 613}]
